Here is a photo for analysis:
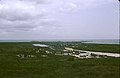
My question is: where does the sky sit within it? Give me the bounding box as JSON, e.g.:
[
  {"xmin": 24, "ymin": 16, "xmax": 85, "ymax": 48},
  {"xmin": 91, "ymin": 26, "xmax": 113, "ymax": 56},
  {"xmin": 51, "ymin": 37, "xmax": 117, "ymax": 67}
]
[{"xmin": 0, "ymin": 0, "xmax": 119, "ymax": 40}]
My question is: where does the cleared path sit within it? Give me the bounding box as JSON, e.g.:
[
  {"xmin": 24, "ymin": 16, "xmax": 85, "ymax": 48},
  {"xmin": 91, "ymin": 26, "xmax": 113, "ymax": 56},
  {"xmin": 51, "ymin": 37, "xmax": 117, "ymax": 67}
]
[{"xmin": 74, "ymin": 49, "xmax": 120, "ymax": 58}]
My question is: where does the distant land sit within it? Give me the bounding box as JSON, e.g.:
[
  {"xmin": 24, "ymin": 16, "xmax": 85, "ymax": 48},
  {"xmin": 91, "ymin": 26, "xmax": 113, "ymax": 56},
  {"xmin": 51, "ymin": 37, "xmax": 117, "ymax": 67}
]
[{"xmin": 0, "ymin": 39, "xmax": 119, "ymax": 44}]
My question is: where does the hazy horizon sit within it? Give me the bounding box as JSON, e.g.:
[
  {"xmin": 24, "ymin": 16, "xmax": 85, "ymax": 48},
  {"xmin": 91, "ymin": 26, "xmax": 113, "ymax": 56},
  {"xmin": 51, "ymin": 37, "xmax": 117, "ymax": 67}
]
[
  {"xmin": 0, "ymin": 39, "xmax": 120, "ymax": 41},
  {"xmin": 0, "ymin": 0, "xmax": 119, "ymax": 40}
]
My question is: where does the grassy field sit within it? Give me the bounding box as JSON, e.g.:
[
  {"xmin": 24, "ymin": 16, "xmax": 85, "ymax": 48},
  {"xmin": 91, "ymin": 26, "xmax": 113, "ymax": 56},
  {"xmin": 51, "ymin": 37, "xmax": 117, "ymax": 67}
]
[
  {"xmin": 0, "ymin": 42, "xmax": 119, "ymax": 78},
  {"xmin": 72, "ymin": 43, "xmax": 120, "ymax": 53}
]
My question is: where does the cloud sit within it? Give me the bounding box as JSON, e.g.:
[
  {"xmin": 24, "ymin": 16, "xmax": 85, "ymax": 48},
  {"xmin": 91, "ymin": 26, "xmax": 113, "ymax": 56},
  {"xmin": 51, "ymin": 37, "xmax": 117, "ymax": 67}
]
[
  {"xmin": 0, "ymin": 0, "xmax": 46, "ymax": 21},
  {"xmin": 79, "ymin": 0, "xmax": 116, "ymax": 8},
  {"xmin": 0, "ymin": 0, "xmax": 117, "ymax": 37},
  {"xmin": 49, "ymin": 0, "xmax": 116, "ymax": 13},
  {"xmin": 20, "ymin": 0, "xmax": 50, "ymax": 4},
  {"xmin": 59, "ymin": 2, "xmax": 77, "ymax": 12},
  {"xmin": 0, "ymin": 0, "xmax": 57, "ymax": 33}
]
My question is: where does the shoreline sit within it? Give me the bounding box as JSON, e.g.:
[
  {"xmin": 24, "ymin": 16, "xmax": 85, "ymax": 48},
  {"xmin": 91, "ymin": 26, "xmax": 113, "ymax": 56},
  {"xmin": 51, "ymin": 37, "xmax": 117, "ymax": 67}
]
[{"xmin": 0, "ymin": 39, "xmax": 119, "ymax": 44}]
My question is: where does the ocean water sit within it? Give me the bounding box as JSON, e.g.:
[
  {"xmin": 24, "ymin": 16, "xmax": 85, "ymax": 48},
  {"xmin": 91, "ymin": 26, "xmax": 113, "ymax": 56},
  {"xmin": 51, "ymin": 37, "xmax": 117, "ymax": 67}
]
[
  {"xmin": 0, "ymin": 39, "xmax": 119, "ymax": 44},
  {"xmin": 83, "ymin": 39, "xmax": 119, "ymax": 44},
  {"xmin": 0, "ymin": 40, "xmax": 31, "ymax": 42}
]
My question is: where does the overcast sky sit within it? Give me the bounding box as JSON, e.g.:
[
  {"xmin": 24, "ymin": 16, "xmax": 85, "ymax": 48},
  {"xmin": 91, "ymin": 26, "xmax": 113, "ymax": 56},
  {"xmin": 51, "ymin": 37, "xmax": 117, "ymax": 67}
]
[{"xmin": 0, "ymin": 0, "xmax": 119, "ymax": 40}]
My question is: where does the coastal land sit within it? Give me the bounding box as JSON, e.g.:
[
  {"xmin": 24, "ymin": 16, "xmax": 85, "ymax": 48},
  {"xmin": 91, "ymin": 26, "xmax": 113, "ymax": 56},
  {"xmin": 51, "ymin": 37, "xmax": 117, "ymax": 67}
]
[{"xmin": 0, "ymin": 41, "xmax": 119, "ymax": 78}]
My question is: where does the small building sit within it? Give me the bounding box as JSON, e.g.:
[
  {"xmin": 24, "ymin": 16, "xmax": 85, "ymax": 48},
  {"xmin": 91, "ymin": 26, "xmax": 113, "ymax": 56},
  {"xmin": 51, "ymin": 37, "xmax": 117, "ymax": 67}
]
[
  {"xmin": 63, "ymin": 52, "xmax": 70, "ymax": 56},
  {"xmin": 79, "ymin": 52, "xmax": 88, "ymax": 57}
]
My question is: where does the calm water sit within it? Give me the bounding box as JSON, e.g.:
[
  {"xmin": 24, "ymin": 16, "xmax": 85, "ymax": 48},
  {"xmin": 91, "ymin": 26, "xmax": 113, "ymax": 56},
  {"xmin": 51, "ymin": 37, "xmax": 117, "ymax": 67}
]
[
  {"xmin": 0, "ymin": 39, "xmax": 119, "ymax": 44},
  {"xmin": 83, "ymin": 39, "xmax": 119, "ymax": 44},
  {"xmin": 0, "ymin": 40, "xmax": 31, "ymax": 42}
]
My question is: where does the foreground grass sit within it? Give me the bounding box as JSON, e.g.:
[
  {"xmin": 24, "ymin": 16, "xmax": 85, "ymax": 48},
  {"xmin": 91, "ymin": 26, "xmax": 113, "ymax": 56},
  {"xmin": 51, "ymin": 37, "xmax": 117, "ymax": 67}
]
[
  {"xmin": 0, "ymin": 56, "xmax": 119, "ymax": 78},
  {"xmin": 0, "ymin": 42, "xmax": 119, "ymax": 78}
]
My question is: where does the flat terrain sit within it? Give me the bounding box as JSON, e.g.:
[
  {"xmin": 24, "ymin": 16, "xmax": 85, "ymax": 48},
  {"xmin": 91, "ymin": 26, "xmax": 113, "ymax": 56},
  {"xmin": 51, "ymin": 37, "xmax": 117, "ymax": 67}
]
[{"xmin": 0, "ymin": 42, "xmax": 119, "ymax": 78}]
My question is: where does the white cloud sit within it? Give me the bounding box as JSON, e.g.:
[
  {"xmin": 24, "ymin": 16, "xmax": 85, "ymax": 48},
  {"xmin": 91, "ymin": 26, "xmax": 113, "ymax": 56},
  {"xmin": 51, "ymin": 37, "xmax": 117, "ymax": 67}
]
[
  {"xmin": 0, "ymin": 0, "xmax": 57, "ymax": 33},
  {"xmin": 49, "ymin": 0, "xmax": 116, "ymax": 13},
  {"xmin": 0, "ymin": 0, "xmax": 45, "ymax": 21},
  {"xmin": 0, "ymin": 0, "xmax": 118, "ymax": 39},
  {"xmin": 59, "ymin": 2, "xmax": 77, "ymax": 12}
]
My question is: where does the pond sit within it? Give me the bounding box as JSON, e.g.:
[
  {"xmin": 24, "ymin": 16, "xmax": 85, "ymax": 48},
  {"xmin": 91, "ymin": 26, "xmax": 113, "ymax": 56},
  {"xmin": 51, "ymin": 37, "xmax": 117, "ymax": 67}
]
[{"xmin": 32, "ymin": 44, "xmax": 49, "ymax": 47}]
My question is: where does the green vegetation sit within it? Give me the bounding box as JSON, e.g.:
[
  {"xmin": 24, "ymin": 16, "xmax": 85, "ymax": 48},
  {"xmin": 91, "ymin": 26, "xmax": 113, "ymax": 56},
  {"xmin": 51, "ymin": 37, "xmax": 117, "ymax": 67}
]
[
  {"xmin": 38, "ymin": 41, "xmax": 120, "ymax": 53},
  {"xmin": 0, "ymin": 42, "xmax": 119, "ymax": 78},
  {"xmin": 72, "ymin": 43, "xmax": 120, "ymax": 53}
]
